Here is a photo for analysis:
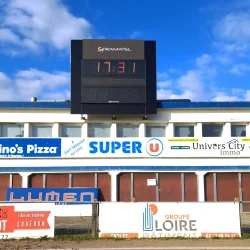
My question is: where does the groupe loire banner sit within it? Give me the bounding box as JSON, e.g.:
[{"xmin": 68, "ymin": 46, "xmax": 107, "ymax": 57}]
[
  {"xmin": 0, "ymin": 137, "xmax": 250, "ymax": 158},
  {"xmin": 99, "ymin": 202, "xmax": 241, "ymax": 239},
  {"xmin": 0, "ymin": 203, "xmax": 54, "ymax": 239}
]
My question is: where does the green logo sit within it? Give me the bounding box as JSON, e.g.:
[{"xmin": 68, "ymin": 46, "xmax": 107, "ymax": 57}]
[{"xmin": 171, "ymin": 146, "xmax": 190, "ymax": 150}]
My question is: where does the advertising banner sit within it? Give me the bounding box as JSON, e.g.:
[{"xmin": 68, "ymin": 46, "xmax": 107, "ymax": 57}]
[
  {"xmin": 61, "ymin": 137, "xmax": 250, "ymax": 158},
  {"xmin": 1, "ymin": 137, "xmax": 250, "ymax": 158},
  {"xmin": 0, "ymin": 138, "xmax": 61, "ymax": 158},
  {"xmin": 6, "ymin": 188, "xmax": 98, "ymax": 204},
  {"xmin": 99, "ymin": 202, "xmax": 241, "ymax": 239},
  {"xmin": 0, "ymin": 203, "xmax": 54, "ymax": 239}
]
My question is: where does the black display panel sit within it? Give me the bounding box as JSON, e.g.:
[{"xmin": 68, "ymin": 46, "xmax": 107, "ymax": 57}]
[
  {"xmin": 81, "ymin": 87, "xmax": 146, "ymax": 103},
  {"xmin": 70, "ymin": 39, "xmax": 157, "ymax": 115},
  {"xmin": 81, "ymin": 59, "xmax": 146, "ymax": 77},
  {"xmin": 81, "ymin": 78, "xmax": 145, "ymax": 87}
]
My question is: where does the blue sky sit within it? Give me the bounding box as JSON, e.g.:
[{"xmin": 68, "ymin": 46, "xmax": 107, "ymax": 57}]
[{"xmin": 0, "ymin": 0, "xmax": 250, "ymax": 101}]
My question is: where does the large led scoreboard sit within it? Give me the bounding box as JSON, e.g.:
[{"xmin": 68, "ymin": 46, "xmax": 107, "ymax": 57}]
[{"xmin": 71, "ymin": 39, "xmax": 157, "ymax": 115}]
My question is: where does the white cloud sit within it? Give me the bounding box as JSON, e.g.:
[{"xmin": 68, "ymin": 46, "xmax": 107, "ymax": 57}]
[
  {"xmin": 0, "ymin": 69, "xmax": 70, "ymax": 101},
  {"xmin": 178, "ymin": 70, "xmax": 203, "ymax": 92},
  {"xmin": 231, "ymin": 88, "xmax": 245, "ymax": 95},
  {"xmin": 158, "ymin": 80, "xmax": 172, "ymax": 88},
  {"xmin": 157, "ymin": 72, "xmax": 169, "ymax": 80},
  {"xmin": 156, "ymin": 70, "xmax": 206, "ymax": 101},
  {"xmin": 16, "ymin": 68, "xmax": 70, "ymax": 89},
  {"xmin": 130, "ymin": 31, "xmax": 142, "ymax": 39},
  {"xmin": 0, "ymin": 28, "xmax": 20, "ymax": 44},
  {"xmin": 168, "ymin": 68, "xmax": 181, "ymax": 74},
  {"xmin": 0, "ymin": 0, "xmax": 93, "ymax": 53},
  {"xmin": 210, "ymin": 92, "xmax": 240, "ymax": 101},
  {"xmin": 215, "ymin": 55, "xmax": 232, "ymax": 65},
  {"xmin": 230, "ymin": 64, "xmax": 250, "ymax": 75},
  {"xmin": 157, "ymin": 3, "xmax": 250, "ymax": 102},
  {"xmin": 157, "ymin": 89, "xmax": 174, "ymax": 100},
  {"xmin": 214, "ymin": 12, "xmax": 250, "ymax": 43},
  {"xmin": 213, "ymin": 12, "xmax": 250, "ymax": 55},
  {"xmin": 244, "ymin": 90, "xmax": 250, "ymax": 100},
  {"xmin": 196, "ymin": 54, "xmax": 213, "ymax": 68}
]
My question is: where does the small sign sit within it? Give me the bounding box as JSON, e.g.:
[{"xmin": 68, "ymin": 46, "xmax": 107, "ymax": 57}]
[{"xmin": 147, "ymin": 179, "xmax": 156, "ymax": 186}]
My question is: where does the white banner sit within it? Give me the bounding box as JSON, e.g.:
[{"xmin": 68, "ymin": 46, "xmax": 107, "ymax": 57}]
[
  {"xmin": 0, "ymin": 203, "xmax": 54, "ymax": 239},
  {"xmin": 99, "ymin": 202, "xmax": 241, "ymax": 239},
  {"xmin": 61, "ymin": 137, "xmax": 250, "ymax": 158}
]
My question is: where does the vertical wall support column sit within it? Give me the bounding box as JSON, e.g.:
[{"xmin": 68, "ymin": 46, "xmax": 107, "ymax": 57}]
[
  {"xmin": 20, "ymin": 173, "xmax": 31, "ymax": 188},
  {"xmin": 167, "ymin": 123, "xmax": 174, "ymax": 137},
  {"xmin": 82, "ymin": 123, "xmax": 88, "ymax": 137},
  {"xmin": 213, "ymin": 173, "xmax": 217, "ymax": 201},
  {"xmin": 110, "ymin": 123, "xmax": 117, "ymax": 138},
  {"xmin": 69, "ymin": 174, "xmax": 72, "ymax": 188},
  {"xmin": 108, "ymin": 171, "xmax": 120, "ymax": 202},
  {"xmin": 239, "ymin": 173, "xmax": 243, "ymax": 212},
  {"xmin": 223, "ymin": 122, "xmax": 231, "ymax": 137},
  {"xmin": 156, "ymin": 173, "xmax": 159, "ymax": 202},
  {"xmin": 43, "ymin": 174, "xmax": 46, "ymax": 188},
  {"xmin": 53, "ymin": 123, "xmax": 59, "ymax": 137},
  {"xmin": 195, "ymin": 171, "xmax": 207, "ymax": 202},
  {"xmin": 139, "ymin": 123, "xmax": 145, "ymax": 137},
  {"xmin": 246, "ymin": 123, "xmax": 250, "ymax": 137},
  {"xmin": 196, "ymin": 123, "xmax": 202, "ymax": 137},
  {"xmin": 181, "ymin": 173, "xmax": 185, "ymax": 202},
  {"xmin": 131, "ymin": 173, "xmax": 134, "ymax": 201},
  {"xmin": 24, "ymin": 123, "xmax": 30, "ymax": 137},
  {"xmin": 94, "ymin": 173, "xmax": 98, "ymax": 188},
  {"xmin": 9, "ymin": 174, "xmax": 13, "ymax": 188}
]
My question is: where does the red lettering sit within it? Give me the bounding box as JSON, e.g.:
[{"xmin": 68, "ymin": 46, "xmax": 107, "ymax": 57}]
[
  {"xmin": 9, "ymin": 193, "xmax": 24, "ymax": 202},
  {"xmin": 80, "ymin": 192, "xmax": 94, "ymax": 202},
  {"xmin": 149, "ymin": 143, "xmax": 159, "ymax": 152},
  {"xmin": 63, "ymin": 193, "xmax": 76, "ymax": 202},
  {"xmin": 45, "ymin": 191, "xmax": 60, "ymax": 202},
  {"xmin": 28, "ymin": 192, "xmax": 42, "ymax": 202}
]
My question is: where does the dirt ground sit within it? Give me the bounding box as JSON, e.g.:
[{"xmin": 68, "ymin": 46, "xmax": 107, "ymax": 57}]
[{"xmin": 1, "ymin": 238, "xmax": 250, "ymax": 249}]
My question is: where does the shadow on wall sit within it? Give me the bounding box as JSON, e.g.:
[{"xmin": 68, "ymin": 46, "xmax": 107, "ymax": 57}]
[{"xmin": 98, "ymin": 189, "xmax": 106, "ymax": 201}]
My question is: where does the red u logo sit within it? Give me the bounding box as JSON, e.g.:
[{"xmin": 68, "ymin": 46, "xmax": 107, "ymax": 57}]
[{"xmin": 149, "ymin": 143, "xmax": 159, "ymax": 152}]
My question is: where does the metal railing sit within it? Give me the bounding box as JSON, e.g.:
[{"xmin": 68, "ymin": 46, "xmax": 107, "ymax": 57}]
[{"xmin": 54, "ymin": 203, "xmax": 99, "ymax": 237}]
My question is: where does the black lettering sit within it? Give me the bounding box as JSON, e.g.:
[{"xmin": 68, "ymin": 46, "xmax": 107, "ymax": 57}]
[
  {"xmin": 189, "ymin": 220, "xmax": 197, "ymax": 231},
  {"xmin": 163, "ymin": 220, "xmax": 173, "ymax": 231},
  {"xmin": 155, "ymin": 220, "xmax": 162, "ymax": 231},
  {"xmin": 179, "ymin": 220, "xmax": 188, "ymax": 231}
]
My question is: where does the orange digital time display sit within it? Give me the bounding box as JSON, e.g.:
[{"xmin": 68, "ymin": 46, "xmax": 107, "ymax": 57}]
[{"xmin": 81, "ymin": 59, "xmax": 146, "ymax": 77}]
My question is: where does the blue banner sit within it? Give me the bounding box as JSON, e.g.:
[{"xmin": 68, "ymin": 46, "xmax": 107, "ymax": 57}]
[
  {"xmin": 6, "ymin": 188, "xmax": 98, "ymax": 204},
  {"xmin": 0, "ymin": 138, "xmax": 61, "ymax": 157}
]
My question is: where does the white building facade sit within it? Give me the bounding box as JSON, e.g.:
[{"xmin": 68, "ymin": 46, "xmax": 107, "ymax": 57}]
[{"xmin": 1, "ymin": 100, "xmax": 250, "ymax": 209}]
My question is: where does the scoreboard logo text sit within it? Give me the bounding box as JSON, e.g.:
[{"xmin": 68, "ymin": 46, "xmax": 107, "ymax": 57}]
[{"xmin": 97, "ymin": 47, "xmax": 132, "ymax": 53}]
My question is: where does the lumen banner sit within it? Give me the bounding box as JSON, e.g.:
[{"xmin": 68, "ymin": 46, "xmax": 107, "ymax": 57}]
[
  {"xmin": 1, "ymin": 137, "xmax": 250, "ymax": 158},
  {"xmin": 6, "ymin": 188, "xmax": 98, "ymax": 204},
  {"xmin": 99, "ymin": 202, "xmax": 241, "ymax": 239}
]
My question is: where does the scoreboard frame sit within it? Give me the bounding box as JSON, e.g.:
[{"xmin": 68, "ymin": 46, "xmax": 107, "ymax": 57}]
[{"xmin": 70, "ymin": 39, "xmax": 157, "ymax": 115}]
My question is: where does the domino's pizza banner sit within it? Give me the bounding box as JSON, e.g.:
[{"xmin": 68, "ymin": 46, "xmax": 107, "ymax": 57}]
[{"xmin": 0, "ymin": 137, "xmax": 250, "ymax": 158}]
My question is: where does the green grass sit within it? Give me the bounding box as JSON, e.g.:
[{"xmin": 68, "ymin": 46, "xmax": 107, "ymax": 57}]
[{"xmin": 1, "ymin": 233, "xmax": 250, "ymax": 242}]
